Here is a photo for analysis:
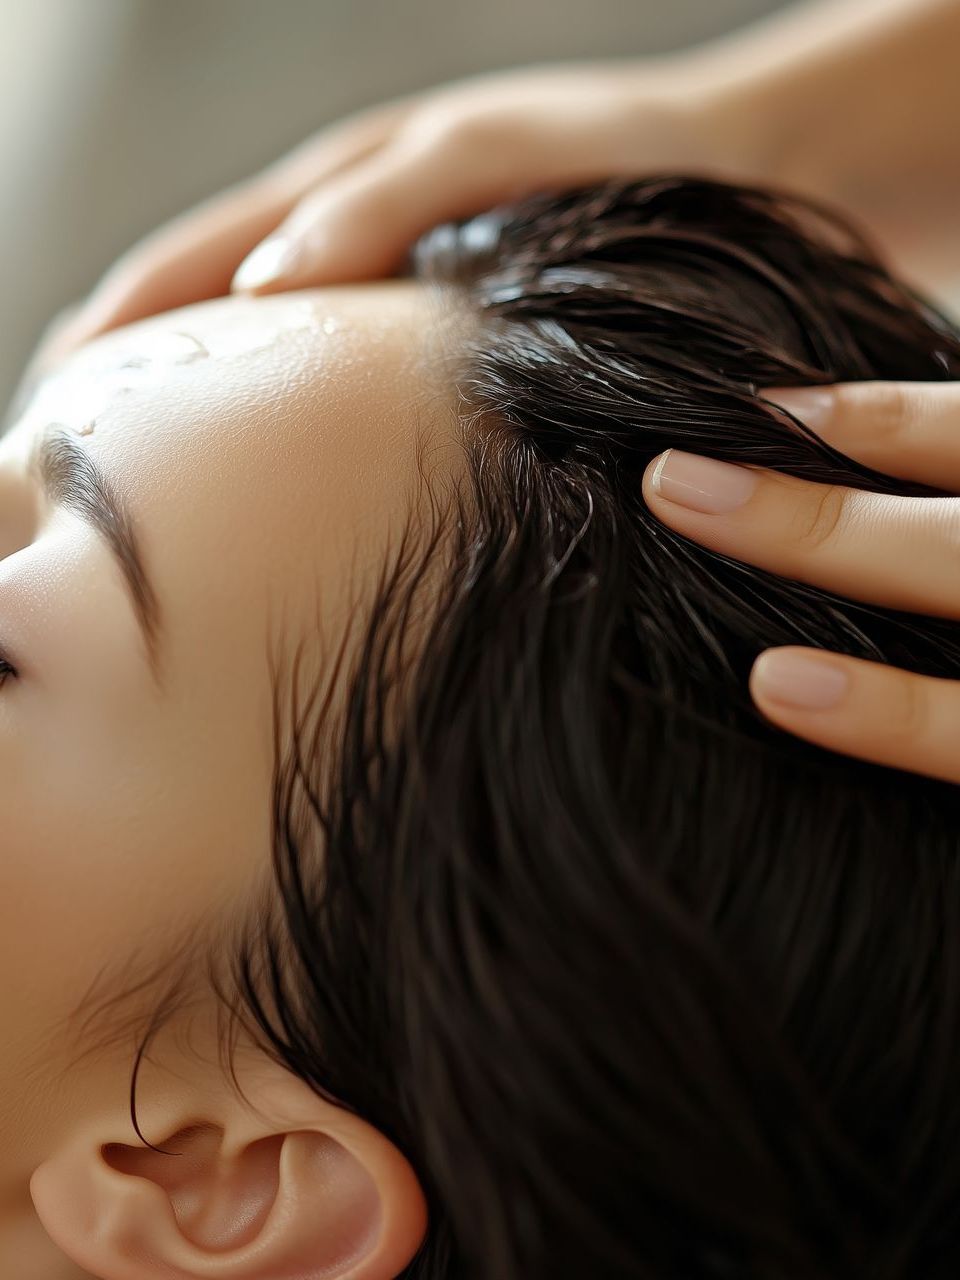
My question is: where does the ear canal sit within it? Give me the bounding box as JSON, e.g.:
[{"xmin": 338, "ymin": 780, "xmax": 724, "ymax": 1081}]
[{"xmin": 31, "ymin": 1115, "xmax": 424, "ymax": 1280}]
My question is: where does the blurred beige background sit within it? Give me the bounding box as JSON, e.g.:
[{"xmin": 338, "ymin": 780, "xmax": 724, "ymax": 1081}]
[{"xmin": 0, "ymin": 0, "xmax": 792, "ymax": 407}]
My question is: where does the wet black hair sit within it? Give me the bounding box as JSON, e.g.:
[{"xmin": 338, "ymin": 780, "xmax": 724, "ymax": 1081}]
[{"xmin": 149, "ymin": 177, "xmax": 960, "ymax": 1278}]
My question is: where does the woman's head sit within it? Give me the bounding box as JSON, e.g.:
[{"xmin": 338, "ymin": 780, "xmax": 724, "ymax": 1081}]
[{"xmin": 6, "ymin": 177, "xmax": 960, "ymax": 1280}]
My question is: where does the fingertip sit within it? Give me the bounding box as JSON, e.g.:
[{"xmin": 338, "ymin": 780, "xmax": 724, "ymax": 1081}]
[
  {"xmin": 231, "ymin": 223, "xmax": 409, "ymax": 292},
  {"xmin": 230, "ymin": 209, "xmax": 384, "ymax": 292},
  {"xmin": 641, "ymin": 450, "xmax": 673, "ymax": 505},
  {"xmin": 641, "ymin": 449, "xmax": 759, "ymax": 518},
  {"xmin": 231, "ymin": 233, "xmax": 304, "ymax": 293},
  {"xmin": 750, "ymin": 647, "xmax": 851, "ymax": 713}
]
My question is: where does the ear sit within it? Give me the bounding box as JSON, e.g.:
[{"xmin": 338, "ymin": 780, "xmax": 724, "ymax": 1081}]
[{"xmin": 29, "ymin": 1062, "xmax": 427, "ymax": 1280}]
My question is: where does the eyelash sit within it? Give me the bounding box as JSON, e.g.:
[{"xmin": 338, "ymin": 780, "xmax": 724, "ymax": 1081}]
[{"xmin": 0, "ymin": 655, "xmax": 17, "ymax": 687}]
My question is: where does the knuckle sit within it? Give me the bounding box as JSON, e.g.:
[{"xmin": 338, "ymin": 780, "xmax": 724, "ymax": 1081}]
[
  {"xmin": 788, "ymin": 483, "xmax": 848, "ymax": 553},
  {"xmin": 839, "ymin": 381, "xmax": 912, "ymax": 448},
  {"xmin": 410, "ymin": 105, "xmax": 498, "ymax": 156}
]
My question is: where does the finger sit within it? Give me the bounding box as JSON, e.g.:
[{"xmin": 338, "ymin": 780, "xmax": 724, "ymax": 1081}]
[
  {"xmin": 232, "ymin": 134, "xmax": 523, "ymax": 291},
  {"xmin": 764, "ymin": 381, "xmax": 960, "ymax": 492},
  {"xmin": 749, "ymin": 646, "xmax": 960, "ymax": 785},
  {"xmin": 230, "ymin": 113, "xmax": 626, "ymax": 293},
  {"xmin": 51, "ymin": 100, "xmax": 411, "ymax": 355},
  {"xmin": 55, "ymin": 183, "xmax": 311, "ymax": 343},
  {"xmin": 641, "ymin": 449, "xmax": 960, "ymax": 619}
]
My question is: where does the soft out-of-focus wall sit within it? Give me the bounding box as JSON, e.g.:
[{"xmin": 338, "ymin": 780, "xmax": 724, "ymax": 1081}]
[{"xmin": 0, "ymin": 0, "xmax": 789, "ymax": 406}]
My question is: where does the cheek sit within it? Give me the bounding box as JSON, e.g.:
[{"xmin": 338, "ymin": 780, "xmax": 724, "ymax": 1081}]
[
  {"xmin": 0, "ymin": 680, "xmax": 272, "ymax": 958},
  {"xmin": 0, "ymin": 719, "xmax": 273, "ymax": 1166},
  {"xmin": 0, "ymin": 649, "xmax": 272, "ymax": 1114}
]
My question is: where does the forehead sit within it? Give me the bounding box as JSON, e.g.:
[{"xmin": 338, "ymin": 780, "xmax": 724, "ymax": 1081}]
[
  {"xmin": 3, "ymin": 279, "xmax": 469, "ymax": 708},
  {"xmin": 9, "ymin": 281, "xmax": 453, "ymax": 486},
  {"xmin": 9, "ymin": 282, "xmax": 465, "ymax": 564},
  {"xmin": 0, "ymin": 285, "xmax": 470, "ymax": 1122}
]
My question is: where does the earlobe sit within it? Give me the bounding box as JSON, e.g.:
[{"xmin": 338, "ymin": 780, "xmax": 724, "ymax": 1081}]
[{"xmin": 29, "ymin": 1071, "xmax": 428, "ymax": 1280}]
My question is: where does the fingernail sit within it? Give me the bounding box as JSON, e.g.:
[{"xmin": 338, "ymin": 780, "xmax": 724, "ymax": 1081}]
[
  {"xmin": 765, "ymin": 387, "xmax": 835, "ymax": 434},
  {"xmin": 233, "ymin": 234, "xmax": 300, "ymax": 291},
  {"xmin": 650, "ymin": 449, "xmax": 757, "ymax": 515},
  {"xmin": 753, "ymin": 648, "xmax": 850, "ymax": 710}
]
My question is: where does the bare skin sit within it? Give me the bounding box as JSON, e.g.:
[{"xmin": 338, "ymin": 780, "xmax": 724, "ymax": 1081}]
[
  {"xmin": 643, "ymin": 382, "xmax": 960, "ymax": 784},
  {"xmin": 22, "ymin": 0, "xmax": 960, "ymax": 789},
  {"xmin": 37, "ymin": 0, "xmax": 960, "ymax": 358},
  {"xmin": 1, "ymin": 280, "xmax": 468, "ymax": 1280}
]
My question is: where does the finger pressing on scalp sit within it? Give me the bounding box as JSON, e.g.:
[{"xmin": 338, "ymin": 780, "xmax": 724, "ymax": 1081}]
[
  {"xmin": 232, "ymin": 126, "xmax": 532, "ymax": 293},
  {"xmin": 749, "ymin": 647, "xmax": 960, "ymax": 785},
  {"xmin": 232, "ymin": 147, "xmax": 434, "ymax": 291},
  {"xmin": 641, "ymin": 449, "xmax": 960, "ymax": 619},
  {"xmin": 48, "ymin": 101, "xmax": 409, "ymax": 355},
  {"xmin": 764, "ymin": 382, "xmax": 960, "ymax": 491}
]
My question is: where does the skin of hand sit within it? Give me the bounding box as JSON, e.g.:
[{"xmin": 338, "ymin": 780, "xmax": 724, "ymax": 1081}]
[
  {"xmin": 15, "ymin": 4, "xmax": 960, "ymax": 794},
  {"xmin": 29, "ymin": 57, "xmax": 748, "ymax": 370},
  {"xmin": 30, "ymin": 0, "xmax": 959, "ymax": 374},
  {"xmin": 641, "ymin": 381, "xmax": 960, "ymax": 785}
]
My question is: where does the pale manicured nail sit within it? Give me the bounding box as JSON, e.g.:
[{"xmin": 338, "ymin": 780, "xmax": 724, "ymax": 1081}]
[
  {"xmin": 650, "ymin": 449, "xmax": 757, "ymax": 515},
  {"xmin": 766, "ymin": 387, "xmax": 835, "ymax": 434},
  {"xmin": 232, "ymin": 234, "xmax": 301, "ymax": 291},
  {"xmin": 753, "ymin": 649, "xmax": 850, "ymax": 710}
]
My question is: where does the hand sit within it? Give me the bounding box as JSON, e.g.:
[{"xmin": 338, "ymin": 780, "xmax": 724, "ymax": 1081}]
[
  {"xmin": 36, "ymin": 58, "xmax": 749, "ymax": 368},
  {"xmin": 641, "ymin": 381, "xmax": 960, "ymax": 784},
  {"xmin": 27, "ymin": 1, "xmax": 960, "ymax": 373}
]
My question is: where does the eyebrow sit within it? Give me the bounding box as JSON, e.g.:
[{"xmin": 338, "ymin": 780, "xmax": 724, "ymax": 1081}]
[{"xmin": 31, "ymin": 428, "xmax": 162, "ymax": 680}]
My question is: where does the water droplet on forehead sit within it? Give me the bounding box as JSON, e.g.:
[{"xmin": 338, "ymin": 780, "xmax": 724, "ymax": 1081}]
[{"xmin": 170, "ymin": 332, "xmax": 210, "ymax": 363}]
